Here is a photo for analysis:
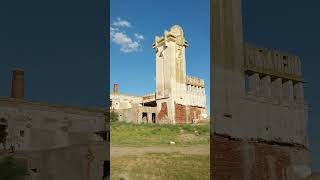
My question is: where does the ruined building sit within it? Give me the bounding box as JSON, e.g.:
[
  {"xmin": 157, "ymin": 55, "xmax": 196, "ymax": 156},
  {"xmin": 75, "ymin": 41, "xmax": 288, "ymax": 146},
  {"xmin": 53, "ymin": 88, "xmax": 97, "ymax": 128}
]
[
  {"xmin": 110, "ymin": 25, "xmax": 208, "ymax": 124},
  {"xmin": 212, "ymin": 0, "xmax": 310, "ymax": 179},
  {"xmin": 0, "ymin": 69, "xmax": 109, "ymax": 180}
]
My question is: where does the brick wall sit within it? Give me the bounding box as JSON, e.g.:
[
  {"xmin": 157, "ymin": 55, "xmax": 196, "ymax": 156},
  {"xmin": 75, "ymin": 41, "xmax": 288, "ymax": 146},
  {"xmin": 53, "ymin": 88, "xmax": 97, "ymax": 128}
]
[
  {"xmin": 157, "ymin": 102, "xmax": 168, "ymax": 122},
  {"xmin": 252, "ymin": 142, "xmax": 290, "ymax": 180},
  {"xmin": 187, "ymin": 106, "xmax": 202, "ymax": 123},
  {"xmin": 175, "ymin": 103, "xmax": 186, "ymax": 124},
  {"xmin": 212, "ymin": 134, "xmax": 244, "ymax": 180},
  {"xmin": 212, "ymin": 133, "xmax": 307, "ymax": 180}
]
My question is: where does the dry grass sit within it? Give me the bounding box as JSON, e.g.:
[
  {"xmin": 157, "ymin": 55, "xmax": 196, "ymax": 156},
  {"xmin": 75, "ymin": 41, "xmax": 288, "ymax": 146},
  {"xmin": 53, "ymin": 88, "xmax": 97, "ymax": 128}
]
[
  {"xmin": 111, "ymin": 122, "xmax": 210, "ymax": 146},
  {"xmin": 111, "ymin": 152, "xmax": 210, "ymax": 180}
]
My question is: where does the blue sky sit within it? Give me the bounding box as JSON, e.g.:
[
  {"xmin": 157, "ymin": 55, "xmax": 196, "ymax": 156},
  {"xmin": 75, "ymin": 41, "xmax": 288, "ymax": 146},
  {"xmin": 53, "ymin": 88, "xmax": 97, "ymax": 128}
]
[
  {"xmin": 110, "ymin": 0, "xmax": 210, "ymax": 111},
  {"xmin": 0, "ymin": 0, "xmax": 106, "ymax": 108},
  {"xmin": 243, "ymin": 0, "xmax": 320, "ymax": 172}
]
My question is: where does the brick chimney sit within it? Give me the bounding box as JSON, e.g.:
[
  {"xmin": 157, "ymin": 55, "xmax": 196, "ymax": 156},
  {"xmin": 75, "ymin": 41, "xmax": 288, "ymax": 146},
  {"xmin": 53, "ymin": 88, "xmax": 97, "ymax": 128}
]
[
  {"xmin": 113, "ymin": 84, "xmax": 118, "ymax": 93},
  {"xmin": 11, "ymin": 69, "xmax": 24, "ymax": 99}
]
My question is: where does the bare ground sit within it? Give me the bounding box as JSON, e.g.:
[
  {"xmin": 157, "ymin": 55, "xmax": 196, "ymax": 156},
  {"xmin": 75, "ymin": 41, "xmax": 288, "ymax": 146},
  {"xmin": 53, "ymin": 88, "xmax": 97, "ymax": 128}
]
[{"xmin": 111, "ymin": 144, "xmax": 210, "ymax": 158}]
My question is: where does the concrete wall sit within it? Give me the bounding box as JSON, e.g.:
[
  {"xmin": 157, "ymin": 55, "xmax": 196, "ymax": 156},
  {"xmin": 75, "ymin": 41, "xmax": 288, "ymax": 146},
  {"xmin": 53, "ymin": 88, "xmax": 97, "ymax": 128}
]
[
  {"xmin": 110, "ymin": 93, "xmax": 143, "ymax": 110},
  {"xmin": 212, "ymin": 0, "xmax": 308, "ymax": 147},
  {"xmin": 114, "ymin": 106, "xmax": 157, "ymax": 124},
  {"xmin": 0, "ymin": 98, "xmax": 106, "ymax": 151},
  {"xmin": 1, "ymin": 142, "xmax": 108, "ymax": 180},
  {"xmin": 212, "ymin": 0, "xmax": 310, "ymax": 179}
]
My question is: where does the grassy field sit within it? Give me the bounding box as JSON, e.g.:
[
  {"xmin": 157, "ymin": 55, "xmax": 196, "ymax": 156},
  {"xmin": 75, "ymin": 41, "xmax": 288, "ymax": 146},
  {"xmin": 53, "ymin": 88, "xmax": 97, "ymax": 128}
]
[
  {"xmin": 111, "ymin": 121, "xmax": 210, "ymax": 146},
  {"xmin": 111, "ymin": 152, "xmax": 210, "ymax": 180},
  {"xmin": 110, "ymin": 121, "xmax": 210, "ymax": 179}
]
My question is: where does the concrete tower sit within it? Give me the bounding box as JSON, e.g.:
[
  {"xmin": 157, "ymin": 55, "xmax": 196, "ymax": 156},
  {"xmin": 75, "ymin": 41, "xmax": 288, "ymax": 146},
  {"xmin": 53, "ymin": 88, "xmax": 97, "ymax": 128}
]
[
  {"xmin": 212, "ymin": 0, "xmax": 245, "ymax": 135},
  {"xmin": 153, "ymin": 25, "xmax": 207, "ymax": 124}
]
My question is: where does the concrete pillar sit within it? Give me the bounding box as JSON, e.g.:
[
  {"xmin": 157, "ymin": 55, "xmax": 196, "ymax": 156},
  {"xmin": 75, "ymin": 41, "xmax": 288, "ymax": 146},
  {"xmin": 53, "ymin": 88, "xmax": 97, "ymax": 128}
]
[
  {"xmin": 249, "ymin": 73, "xmax": 260, "ymax": 96},
  {"xmin": 288, "ymin": 80, "xmax": 294, "ymax": 103},
  {"xmin": 271, "ymin": 78, "xmax": 282, "ymax": 103},
  {"xmin": 11, "ymin": 69, "xmax": 24, "ymax": 99},
  {"xmin": 282, "ymin": 80, "xmax": 293, "ymax": 104},
  {"xmin": 294, "ymin": 82, "xmax": 304, "ymax": 103},
  {"xmin": 148, "ymin": 113, "xmax": 152, "ymax": 124},
  {"xmin": 261, "ymin": 75, "xmax": 271, "ymax": 98}
]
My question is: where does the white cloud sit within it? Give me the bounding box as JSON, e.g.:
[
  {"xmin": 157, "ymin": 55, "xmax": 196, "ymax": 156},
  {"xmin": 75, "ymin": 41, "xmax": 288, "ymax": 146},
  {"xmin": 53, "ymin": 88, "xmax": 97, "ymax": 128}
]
[
  {"xmin": 110, "ymin": 18, "xmax": 144, "ymax": 53},
  {"xmin": 110, "ymin": 27, "xmax": 119, "ymax": 31},
  {"xmin": 112, "ymin": 17, "xmax": 131, "ymax": 28},
  {"xmin": 134, "ymin": 33, "xmax": 144, "ymax": 40},
  {"xmin": 111, "ymin": 31, "xmax": 140, "ymax": 53}
]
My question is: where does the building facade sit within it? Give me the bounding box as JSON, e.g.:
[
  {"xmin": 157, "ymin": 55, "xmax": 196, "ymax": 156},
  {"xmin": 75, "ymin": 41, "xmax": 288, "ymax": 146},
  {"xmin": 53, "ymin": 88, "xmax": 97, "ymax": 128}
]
[
  {"xmin": 212, "ymin": 0, "xmax": 310, "ymax": 179},
  {"xmin": 110, "ymin": 25, "xmax": 208, "ymax": 124},
  {"xmin": 0, "ymin": 70, "xmax": 109, "ymax": 180}
]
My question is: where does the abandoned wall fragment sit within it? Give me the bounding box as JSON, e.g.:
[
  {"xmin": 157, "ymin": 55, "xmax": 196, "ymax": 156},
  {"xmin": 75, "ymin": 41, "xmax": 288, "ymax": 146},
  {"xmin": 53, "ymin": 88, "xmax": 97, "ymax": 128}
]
[{"xmin": 212, "ymin": 133, "xmax": 310, "ymax": 180}]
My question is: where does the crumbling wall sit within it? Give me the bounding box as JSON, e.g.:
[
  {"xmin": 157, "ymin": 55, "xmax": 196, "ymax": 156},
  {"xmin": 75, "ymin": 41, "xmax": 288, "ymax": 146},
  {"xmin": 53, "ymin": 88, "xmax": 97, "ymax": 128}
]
[
  {"xmin": 175, "ymin": 103, "xmax": 186, "ymax": 124},
  {"xmin": 157, "ymin": 102, "xmax": 168, "ymax": 123},
  {"xmin": 186, "ymin": 106, "xmax": 203, "ymax": 123},
  {"xmin": 212, "ymin": 134, "xmax": 244, "ymax": 180},
  {"xmin": 212, "ymin": 133, "xmax": 310, "ymax": 180}
]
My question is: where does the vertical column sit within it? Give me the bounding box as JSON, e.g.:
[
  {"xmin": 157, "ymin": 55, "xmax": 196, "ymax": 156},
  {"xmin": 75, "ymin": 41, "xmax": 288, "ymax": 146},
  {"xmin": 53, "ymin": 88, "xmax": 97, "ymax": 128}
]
[
  {"xmin": 261, "ymin": 76, "xmax": 271, "ymax": 98},
  {"xmin": 148, "ymin": 113, "xmax": 152, "ymax": 124},
  {"xmin": 271, "ymin": 78, "xmax": 282, "ymax": 103},
  {"xmin": 282, "ymin": 80, "xmax": 289, "ymax": 104},
  {"xmin": 249, "ymin": 73, "xmax": 260, "ymax": 96},
  {"xmin": 288, "ymin": 80, "xmax": 294, "ymax": 103},
  {"xmin": 293, "ymin": 82, "xmax": 304, "ymax": 103}
]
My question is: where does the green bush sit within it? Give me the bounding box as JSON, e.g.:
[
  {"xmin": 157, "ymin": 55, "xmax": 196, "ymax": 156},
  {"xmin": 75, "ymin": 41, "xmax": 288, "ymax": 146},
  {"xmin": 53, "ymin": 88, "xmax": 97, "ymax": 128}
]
[
  {"xmin": 110, "ymin": 111, "xmax": 119, "ymax": 122},
  {"xmin": 0, "ymin": 156, "xmax": 29, "ymax": 180}
]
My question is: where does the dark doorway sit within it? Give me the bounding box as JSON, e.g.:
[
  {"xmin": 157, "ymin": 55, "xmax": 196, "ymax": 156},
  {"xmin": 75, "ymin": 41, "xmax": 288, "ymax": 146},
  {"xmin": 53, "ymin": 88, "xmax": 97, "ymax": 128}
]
[
  {"xmin": 152, "ymin": 113, "xmax": 156, "ymax": 123},
  {"xmin": 142, "ymin": 112, "xmax": 148, "ymax": 122},
  {"xmin": 0, "ymin": 124, "xmax": 8, "ymax": 150},
  {"xmin": 103, "ymin": 160, "xmax": 110, "ymax": 180}
]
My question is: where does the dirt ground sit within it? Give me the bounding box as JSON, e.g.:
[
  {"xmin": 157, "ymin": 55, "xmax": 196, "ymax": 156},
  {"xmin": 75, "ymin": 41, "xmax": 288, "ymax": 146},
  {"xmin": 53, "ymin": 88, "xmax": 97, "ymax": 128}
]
[{"xmin": 111, "ymin": 144, "xmax": 210, "ymax": 158}]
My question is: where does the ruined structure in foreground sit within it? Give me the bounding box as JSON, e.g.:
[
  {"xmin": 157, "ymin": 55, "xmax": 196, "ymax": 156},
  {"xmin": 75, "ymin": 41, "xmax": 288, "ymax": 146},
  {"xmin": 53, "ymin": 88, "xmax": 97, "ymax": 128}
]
[
  {"xmin": 110, "ymin": 25, "xmax": 208, "ymax": 124},
  {"xmin": 0, "ymin": 70, "xmax": 109, "ymax": 180},
  {"xmin": 212, "ymin": 0, "xmax": 310, "ymax": 179}
]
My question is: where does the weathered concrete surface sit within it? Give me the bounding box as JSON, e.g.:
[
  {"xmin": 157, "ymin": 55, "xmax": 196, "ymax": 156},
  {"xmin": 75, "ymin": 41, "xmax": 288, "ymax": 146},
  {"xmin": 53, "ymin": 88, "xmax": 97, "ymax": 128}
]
[
  {"xmin": 212, "ymin": 134, "xmax": 310, "ymax": 180},
  {"xmin": 0, "ymin": 97, "xmax": 108, "ymax": 179},
  {"xmin": 212, "ymin": 0, "xmax": 310, "ymax": 179},
  {"xmin": 0, "ymin": 97, "xmax": 106, "ymax": 151},
  {"xmin": 0, "ymin": 142, "xmax": 108, "ymax": 180}
]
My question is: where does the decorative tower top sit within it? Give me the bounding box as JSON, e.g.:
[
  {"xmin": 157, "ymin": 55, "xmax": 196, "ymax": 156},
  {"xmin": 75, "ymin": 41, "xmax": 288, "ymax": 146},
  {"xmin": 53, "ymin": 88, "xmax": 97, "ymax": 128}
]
[{"xmin": 153, "ymin": 25, "xmax": 188, "ymax": 49}]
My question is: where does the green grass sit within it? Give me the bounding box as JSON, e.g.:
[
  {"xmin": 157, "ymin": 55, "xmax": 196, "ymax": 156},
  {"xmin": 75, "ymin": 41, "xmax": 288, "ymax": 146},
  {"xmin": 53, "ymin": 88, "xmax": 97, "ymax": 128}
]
[
  {"xmin": 111, "ymin": 152, "xmax": 210, "ymax": 180},
  {"xmin": 111, "ymin": 121, "xmax": 210, "ymax": 146}
]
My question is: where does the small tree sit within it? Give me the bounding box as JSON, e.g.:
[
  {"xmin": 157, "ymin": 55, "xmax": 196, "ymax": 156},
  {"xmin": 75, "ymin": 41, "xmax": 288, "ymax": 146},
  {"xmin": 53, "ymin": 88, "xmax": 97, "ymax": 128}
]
[{"xmin": 0, "ymin": 156, "xmax": 29, "ymax": 180}]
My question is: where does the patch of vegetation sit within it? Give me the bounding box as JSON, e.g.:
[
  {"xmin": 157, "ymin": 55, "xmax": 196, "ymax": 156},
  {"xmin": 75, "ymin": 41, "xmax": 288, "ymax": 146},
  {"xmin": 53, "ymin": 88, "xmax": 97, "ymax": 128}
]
[
  {"xmin": 110, "ymin": 111, "xmax": 119, "ymax": 123},
  {"xmin": 111, "ymin": 121, "xmax": 210, "ymax": 146},
  {"xmin": 0, "ymin": 156, "xmax": 29, "ymax": 180},
  {"xmin": 111, "ymin": 152, "xmax": 210, "ymax": 180}
]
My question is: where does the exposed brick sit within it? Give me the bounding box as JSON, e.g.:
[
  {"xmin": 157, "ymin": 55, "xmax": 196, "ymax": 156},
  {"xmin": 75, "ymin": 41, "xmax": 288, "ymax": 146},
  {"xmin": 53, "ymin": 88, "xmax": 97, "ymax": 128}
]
[
  {"xmin": 175, "ymin": 103, "xmax": 186, "ymax": 124},
  {"xmin": 252, "ymin": 143, "xmax": 290, "ymax": 180},
  {"xmin": 212, "ymin": 134, "xmax": 244, "ymax": 180},
  {"xmin": 212, "ymin": 133, "xmax": 297, "ymax": 180},
  {"xmin": 157, "ymin": 102, "xmax": 167, "ymax": 122},
  {"xmin": 187, "ymin": 106, "xmax": 202, "ymax": 123}
]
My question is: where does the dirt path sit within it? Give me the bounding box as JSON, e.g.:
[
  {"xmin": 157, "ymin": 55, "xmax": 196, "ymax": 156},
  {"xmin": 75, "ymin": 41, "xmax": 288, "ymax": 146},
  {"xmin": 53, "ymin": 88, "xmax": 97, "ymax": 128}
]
[{"xmin": 111, "ymin": 145, "xmax": 210, "ymax": 158}]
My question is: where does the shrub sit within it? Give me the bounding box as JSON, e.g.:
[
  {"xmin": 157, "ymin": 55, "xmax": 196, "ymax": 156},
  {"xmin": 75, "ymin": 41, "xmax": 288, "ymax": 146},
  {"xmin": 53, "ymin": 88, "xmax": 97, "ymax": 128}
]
[
  {"xmin": 0, "ymin": 156, "xmax": 29, "ymax": 180},
  {"xmin": 110, "ymin": 111, "xmax": 119, "ymax": 122}
]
